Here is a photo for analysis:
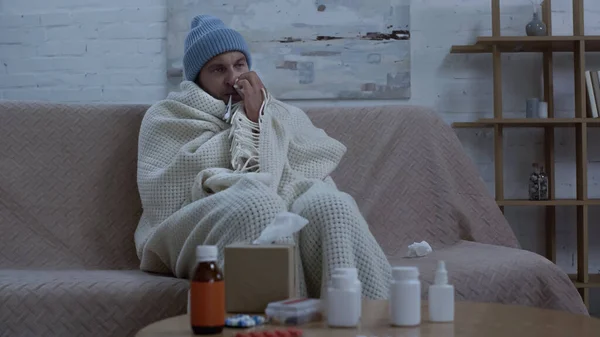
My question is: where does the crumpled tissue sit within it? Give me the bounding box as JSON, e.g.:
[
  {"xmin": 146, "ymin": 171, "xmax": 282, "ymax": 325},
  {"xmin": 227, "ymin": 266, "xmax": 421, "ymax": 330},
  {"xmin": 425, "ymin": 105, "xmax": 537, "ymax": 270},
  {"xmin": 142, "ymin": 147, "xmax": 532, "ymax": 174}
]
[
  {"xmin": 252, "ymin": 212, "xmax": 309, "ymax": 244},
  {"xmin": 406, "ymin": 240, "xmax": 433, "ymax": 258}
]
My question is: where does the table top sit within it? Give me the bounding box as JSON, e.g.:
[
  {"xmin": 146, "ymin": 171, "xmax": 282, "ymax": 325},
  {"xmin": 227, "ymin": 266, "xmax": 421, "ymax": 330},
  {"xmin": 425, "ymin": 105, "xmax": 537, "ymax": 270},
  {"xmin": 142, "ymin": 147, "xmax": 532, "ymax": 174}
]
[{"xmin": 136, "ymin": 300, "xmax": 600, "ymax": 337}]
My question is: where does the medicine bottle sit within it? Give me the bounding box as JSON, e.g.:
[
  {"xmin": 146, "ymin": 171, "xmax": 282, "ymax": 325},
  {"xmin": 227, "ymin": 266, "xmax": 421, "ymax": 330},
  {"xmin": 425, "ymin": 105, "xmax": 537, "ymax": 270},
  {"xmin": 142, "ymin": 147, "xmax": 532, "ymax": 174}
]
[
  {"xmin": 321, "ymin": 267, "xmax": 362, "ymax": 318},
  {"xmin": 331, "ymin": 267, "xmax": 362, "ymax": 316},
  {"xmin": 190, "ymin": 245, "xmax": 225, "ymax": 335},
  {"xmin": 326, "ymin": 274, "xmax": 360, "ymax": 328},
  {"xmin": 428, "ymin": 260, "xmax": 455, "ymax": 322},
  {"xmin": 390, "ymin": 266, "xmax": 421, "ymax": 327}
]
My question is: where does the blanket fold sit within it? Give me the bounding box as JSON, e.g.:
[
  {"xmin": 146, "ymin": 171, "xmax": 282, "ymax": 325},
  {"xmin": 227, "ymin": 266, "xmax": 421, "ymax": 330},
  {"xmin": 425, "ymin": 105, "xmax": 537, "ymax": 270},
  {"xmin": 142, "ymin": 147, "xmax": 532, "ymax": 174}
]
[
  {"xmin": 135, "ymin": 81, "xmax": 392, "ymax": 298},
  {"xmin": 229, "ymin": 91, "xmax": 263, "ymax": 172}
]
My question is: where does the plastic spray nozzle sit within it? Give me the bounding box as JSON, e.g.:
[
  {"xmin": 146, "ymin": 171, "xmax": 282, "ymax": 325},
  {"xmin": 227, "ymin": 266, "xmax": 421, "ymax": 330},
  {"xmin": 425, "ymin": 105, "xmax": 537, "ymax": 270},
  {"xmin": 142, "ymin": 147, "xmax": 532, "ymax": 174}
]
[{"xmin": 434, "ymin": 260, "xmax": 448, "ymax": 285}]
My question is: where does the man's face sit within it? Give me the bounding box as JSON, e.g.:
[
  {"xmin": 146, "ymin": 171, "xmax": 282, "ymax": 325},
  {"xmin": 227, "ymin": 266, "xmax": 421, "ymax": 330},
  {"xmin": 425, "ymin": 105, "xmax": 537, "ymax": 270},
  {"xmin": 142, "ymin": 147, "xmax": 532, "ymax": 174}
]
[{"xmin": 196, "ymin": 51, "xmax": 249, "ymax": 103}]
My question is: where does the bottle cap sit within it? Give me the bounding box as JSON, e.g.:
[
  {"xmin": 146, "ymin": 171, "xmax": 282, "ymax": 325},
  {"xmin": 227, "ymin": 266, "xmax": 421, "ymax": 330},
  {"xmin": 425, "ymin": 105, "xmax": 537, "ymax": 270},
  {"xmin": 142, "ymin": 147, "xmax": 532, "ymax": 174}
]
[
  {"xmin": 392, "ymin": 266, "xmax": 419, "ymax": 281},
  {"xmin": 196, "ymin": 245, "xmax": 218, "ymax": 262},
  {"xmin": 331, "ymin": 274, "xmax": 353, "ymax": 289},
  {"xmin": 434, "ymin": 260, "xmax": 449, "ymax": 285},
  {"xmin": 332, "ymin": 267, "xmax": 358, "ymax": 280}
]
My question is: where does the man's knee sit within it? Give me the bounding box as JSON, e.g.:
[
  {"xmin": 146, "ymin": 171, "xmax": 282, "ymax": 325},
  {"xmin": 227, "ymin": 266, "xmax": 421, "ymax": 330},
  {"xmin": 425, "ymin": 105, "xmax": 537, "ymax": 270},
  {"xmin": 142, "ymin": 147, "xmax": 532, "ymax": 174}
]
[{"xmin": 292, "ymin": 190, "xmax": 357, "ymax": 224}]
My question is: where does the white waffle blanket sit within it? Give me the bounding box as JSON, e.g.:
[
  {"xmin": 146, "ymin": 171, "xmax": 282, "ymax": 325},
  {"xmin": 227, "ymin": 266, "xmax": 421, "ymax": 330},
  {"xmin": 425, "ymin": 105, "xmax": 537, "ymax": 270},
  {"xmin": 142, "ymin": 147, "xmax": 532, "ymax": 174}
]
[{"xmin": 134, "ymin": 81, "xmax": 392, "ymax": 298}]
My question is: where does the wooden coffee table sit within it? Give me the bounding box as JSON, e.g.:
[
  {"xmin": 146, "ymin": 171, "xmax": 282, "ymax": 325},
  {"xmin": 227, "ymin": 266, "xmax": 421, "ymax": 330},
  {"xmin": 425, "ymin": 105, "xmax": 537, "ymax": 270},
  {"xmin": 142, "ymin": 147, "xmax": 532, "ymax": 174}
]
[{"xmin": 136, "ymin": 300, "xmax": 600, "ymax": 337}]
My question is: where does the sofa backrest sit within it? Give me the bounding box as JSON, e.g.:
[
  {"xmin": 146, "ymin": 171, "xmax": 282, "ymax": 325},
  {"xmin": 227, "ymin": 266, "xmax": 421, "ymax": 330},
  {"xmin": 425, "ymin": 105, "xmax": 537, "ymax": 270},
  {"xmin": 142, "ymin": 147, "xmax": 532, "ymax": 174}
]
[
  {"xmin": 0, "ymin": 100, "xmax": 517, "ymax": 269},
  {"xmin": 306, "ymin": 105, "xmax": 518, "ymax": 257},
  {"xmin": 1, "ymin": 101, "xmax": 147, "ymax": 269}
]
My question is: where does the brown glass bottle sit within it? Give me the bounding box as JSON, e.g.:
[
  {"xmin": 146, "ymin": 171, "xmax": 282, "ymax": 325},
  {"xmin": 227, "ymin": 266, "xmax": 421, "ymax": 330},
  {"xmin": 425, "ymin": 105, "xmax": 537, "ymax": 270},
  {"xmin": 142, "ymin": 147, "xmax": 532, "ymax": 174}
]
[{"xmin": 190, "ymin": 245, "xmax": 225, "ymax": 335}]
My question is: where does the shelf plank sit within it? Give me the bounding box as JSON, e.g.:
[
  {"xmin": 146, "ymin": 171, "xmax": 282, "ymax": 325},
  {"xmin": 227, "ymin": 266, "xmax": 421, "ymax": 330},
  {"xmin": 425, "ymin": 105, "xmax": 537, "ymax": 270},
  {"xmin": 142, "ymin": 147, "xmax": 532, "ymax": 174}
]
[
  {"xmin": 452, "ymin": 118, "xmax": 585, "ymax": 128},
  {"xmin": 570, "ymin": 274, "xmax": 600, "ymax": 288},
  {"xmin": 495, "ymin": 199, "xmax": 600, "ymax": 206},
  {"xmin": 497, "ymin": 199, "xmax": 583, "ymax": 206},
  {"xmin": 450, "ymin": 45, "xmax": 492, "ymax": 53},
  {"xmin": 452, "ymin": 118, "xmax": 600, "ymax": 128},
  {"xmin": 450, "ymin": 44, "xmax": 490, "ymax": 54},
  {"xmin": 450, "ymin": 35, "xmax": 600, "ymax": 54},
  {"xmin": 584, "ymin": 36, "xmax": 600, "ymax": 52},
  {"xmin": 586, "ymin": 118, "xmax": 600, "ymax": 126},
  {"xmin": 478, "ymin": 36, "xmax": 582, "ymax": 53}
]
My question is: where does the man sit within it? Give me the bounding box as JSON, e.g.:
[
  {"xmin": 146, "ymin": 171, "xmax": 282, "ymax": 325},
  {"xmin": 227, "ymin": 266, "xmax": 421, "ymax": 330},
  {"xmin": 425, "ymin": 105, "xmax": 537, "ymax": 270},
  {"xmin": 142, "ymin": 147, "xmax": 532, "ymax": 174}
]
[
  {"xmin": 134, "ymin": 14, "xmax": 391, "ymax": 299},
  {"xmin": 183, "ymin": 15, "xmax": 263, "ymax": 123}
]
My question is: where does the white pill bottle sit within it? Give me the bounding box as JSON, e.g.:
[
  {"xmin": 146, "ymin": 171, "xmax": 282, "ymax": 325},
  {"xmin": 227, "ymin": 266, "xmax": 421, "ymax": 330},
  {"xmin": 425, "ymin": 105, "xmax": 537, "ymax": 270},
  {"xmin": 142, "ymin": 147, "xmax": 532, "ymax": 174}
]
[{"xmin": 390, "ymin": 266, "xmax": 421, "ymax": 327}]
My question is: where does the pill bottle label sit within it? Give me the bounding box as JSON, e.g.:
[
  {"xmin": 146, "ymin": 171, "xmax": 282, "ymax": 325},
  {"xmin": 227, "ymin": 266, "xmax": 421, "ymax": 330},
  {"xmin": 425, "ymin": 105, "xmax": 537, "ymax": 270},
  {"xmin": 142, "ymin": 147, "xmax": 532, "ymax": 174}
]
[{"xmin": 190, "ymin": 280, "xmax": 225, "ymax": 327}]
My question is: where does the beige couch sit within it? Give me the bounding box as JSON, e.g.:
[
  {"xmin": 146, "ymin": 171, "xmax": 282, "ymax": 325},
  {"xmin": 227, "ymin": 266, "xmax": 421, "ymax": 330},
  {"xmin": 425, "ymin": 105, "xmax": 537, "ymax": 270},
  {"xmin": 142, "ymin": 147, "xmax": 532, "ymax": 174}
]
[{"xmin": 0, "ymin": 100, "xmax": 588, "ymax": 337}]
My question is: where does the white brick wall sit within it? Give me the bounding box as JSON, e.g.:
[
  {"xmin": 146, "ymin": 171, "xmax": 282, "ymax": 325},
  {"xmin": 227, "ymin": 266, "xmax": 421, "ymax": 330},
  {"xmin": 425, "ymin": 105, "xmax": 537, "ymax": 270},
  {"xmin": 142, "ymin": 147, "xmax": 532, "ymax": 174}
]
[
  {"xmin": 0, "ymin": 0, "xmax": 167, "ymax": 103},
  {"xmin": 0, "ymin": 0, "xmax": 598, "ymax": 313}
]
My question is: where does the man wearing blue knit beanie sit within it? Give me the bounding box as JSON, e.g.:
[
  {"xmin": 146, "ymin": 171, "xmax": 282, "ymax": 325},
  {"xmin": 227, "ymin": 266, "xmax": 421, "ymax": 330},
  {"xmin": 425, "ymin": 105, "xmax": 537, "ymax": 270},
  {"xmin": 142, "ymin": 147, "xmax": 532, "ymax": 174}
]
[
  {"xmin": 135, "ymin": 14, "xmax": 393, "ymax": 301},
  {"xmin": 183, "ymin": 14, "xmax": 265, "ymax": 123}
]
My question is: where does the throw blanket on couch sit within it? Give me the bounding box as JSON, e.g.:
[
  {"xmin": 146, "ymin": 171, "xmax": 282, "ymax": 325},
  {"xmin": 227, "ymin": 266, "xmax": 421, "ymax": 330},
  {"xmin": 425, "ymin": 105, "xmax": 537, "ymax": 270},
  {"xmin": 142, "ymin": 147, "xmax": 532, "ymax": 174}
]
[{"xmin": 134, "ymin": 81, "xmax": 392, "ymax": 298}]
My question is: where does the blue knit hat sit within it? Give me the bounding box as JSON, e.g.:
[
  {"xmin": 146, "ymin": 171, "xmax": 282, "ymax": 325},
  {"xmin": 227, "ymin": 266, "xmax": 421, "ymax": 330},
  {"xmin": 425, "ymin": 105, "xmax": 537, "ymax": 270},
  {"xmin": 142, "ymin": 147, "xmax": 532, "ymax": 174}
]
[{"xmin": 183, "ymin": 15, "xmax": 252, "ymax": 82}]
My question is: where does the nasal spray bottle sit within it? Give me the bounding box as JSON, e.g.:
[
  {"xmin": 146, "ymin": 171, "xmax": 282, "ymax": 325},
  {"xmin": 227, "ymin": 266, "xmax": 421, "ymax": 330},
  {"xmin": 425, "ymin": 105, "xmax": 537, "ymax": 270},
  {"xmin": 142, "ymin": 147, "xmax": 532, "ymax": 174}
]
[{"xmin": 428, "ymin": 260, "xmax": 455, "ymax": 322}]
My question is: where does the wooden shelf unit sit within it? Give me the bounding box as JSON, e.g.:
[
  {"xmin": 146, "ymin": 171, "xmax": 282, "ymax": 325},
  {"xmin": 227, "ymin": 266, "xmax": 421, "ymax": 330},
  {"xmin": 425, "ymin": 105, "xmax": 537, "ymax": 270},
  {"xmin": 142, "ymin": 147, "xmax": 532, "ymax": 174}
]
[{"xmin": 449, "ymin": 0, "xmax": 597, "ymax": 308}]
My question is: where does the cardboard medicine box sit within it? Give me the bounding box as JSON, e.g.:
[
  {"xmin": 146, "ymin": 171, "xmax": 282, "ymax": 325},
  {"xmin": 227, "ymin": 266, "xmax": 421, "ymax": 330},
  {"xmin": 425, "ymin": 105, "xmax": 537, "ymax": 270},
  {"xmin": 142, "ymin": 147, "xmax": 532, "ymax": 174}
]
[{"xmin": 224, "ymin": 243, "xmax": 299, "ymax": 313}]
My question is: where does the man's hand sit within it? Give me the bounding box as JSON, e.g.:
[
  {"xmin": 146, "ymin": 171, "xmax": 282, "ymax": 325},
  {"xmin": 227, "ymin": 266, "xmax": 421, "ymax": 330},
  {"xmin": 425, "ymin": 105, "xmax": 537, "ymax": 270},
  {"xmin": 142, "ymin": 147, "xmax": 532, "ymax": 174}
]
[{"xmin": 234, "ymin": 71, "xmax": 265, "ymax": 123}]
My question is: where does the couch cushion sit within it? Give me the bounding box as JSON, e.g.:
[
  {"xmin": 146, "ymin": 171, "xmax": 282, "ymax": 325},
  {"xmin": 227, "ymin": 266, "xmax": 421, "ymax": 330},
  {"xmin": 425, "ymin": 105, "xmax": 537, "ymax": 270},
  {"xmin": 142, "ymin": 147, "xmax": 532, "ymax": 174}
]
[
  {"xmin": 0, "ymin": 269, "xmax": 188, "ymax": 337},
  {"xmin": 388, "ymin": 240, "xmax": 588, "ymax": 315}
]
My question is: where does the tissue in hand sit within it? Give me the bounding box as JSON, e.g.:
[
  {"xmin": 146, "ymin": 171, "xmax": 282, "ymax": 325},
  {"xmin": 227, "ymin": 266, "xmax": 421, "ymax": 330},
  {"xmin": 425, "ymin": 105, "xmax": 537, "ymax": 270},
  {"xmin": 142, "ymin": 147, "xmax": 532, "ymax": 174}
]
[
  {"xmin": 253, "ymin": 212, "xmax": 309, "ymax": 244},
  {"xmin": 406, "ymin": 240, "xmax": 433, "ymax": 258}
]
